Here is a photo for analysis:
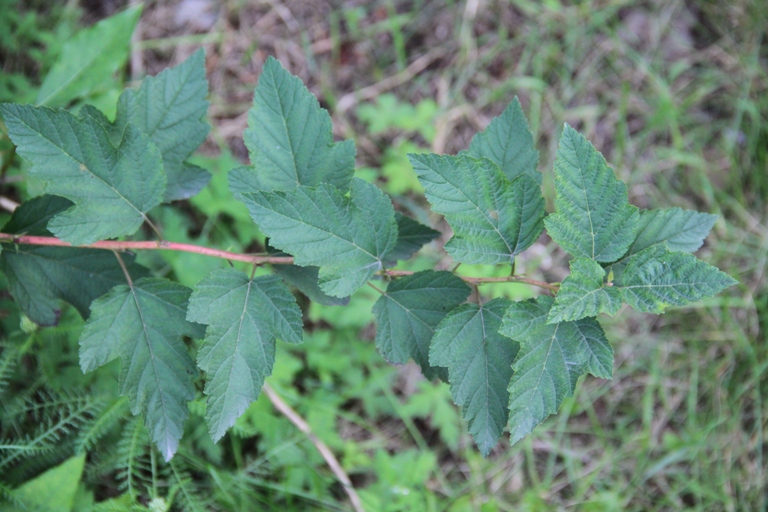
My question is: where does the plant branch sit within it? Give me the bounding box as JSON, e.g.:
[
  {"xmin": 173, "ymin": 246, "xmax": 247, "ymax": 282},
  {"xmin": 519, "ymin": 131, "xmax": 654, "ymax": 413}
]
[
  {"xmin": 262, "ymin": 383, "xmax": 364, "ymax": 512},
  {"xmin": 0, "ymin": 233, "xmax": 560, "ymax": 291}
]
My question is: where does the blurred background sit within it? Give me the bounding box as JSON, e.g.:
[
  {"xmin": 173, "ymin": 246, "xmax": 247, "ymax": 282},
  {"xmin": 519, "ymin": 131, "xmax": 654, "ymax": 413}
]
[{"xmin": 1, "ymin": 0, "xmax": 766, "ymax": 510}]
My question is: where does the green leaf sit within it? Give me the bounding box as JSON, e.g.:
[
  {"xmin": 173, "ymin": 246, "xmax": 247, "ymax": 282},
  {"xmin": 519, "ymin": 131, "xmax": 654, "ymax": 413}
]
[
  {"xmin": 617, "ymin": 245, "xmax": 738, "ymax": 314},
  {"xmin": 430, "ymin": 298, "xmax": 516, "ymax": 455},
  {"xmin": 608, "ymin": 208, "xmax": 718, "ymax": 280},
  {"xmin": 36, "ymin": 6, "xmax": 141, "ymax": 107},
  {"xmin": 240, "ymin": 178, "xmax": 398, "ymax": 297},
  {"xmin": 0, "ymin": 104, "xmax": 165, "ymax": 244},
  {"xmin": 467, "ymin": 97, "xmax": 540, "ymax": 184},
  {"xmin": 0, "ymin": 196, "xmax": 150, "ymax": 326},
  {"xmin": 409, "ymin": 153, "xmax": 545, "ymax": 264},
  {"xmin": 547, "ymin": 258, "xmax": 621, "ymax": 324},
  {"xmin": 6, "ymin": 454, "xmax": 85, "ymax": 512},
  {"xmin": 114, "ymin": 49, "xmax": 210, "ymax": 201},
  {"xmin": 544, "ymin": 125, "xmax": 639, "ymax": 262},
  {"xmin": 501, "ymin": 296, "xmax": 612, "ymax": 444},
  {"xmin": 384, "ymin": 213, "xmax": 441, "ymax": 265},
  {"xmin": 234, "ymin": 56, "xmax": 355, "ymax": 193},
  {"xmin": 79, "ymin": 278, "xmax": 204, "ymax": 461},
  {"xmin": 187, "ymin": 269, "xmax": 303, "ymax": 441},
  {"xmin": 372, "ymin": 271, "xmax": 470, "ymax": 380}
]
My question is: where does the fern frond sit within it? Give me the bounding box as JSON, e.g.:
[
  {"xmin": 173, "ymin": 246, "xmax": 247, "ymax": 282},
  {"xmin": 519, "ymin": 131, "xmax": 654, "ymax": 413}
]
[
  {"xmin": 166, "ymin": 457, "xmax": 208, "ymax": 512},
  {"xmin": 77, "ymin": 396, "xmax": 130, "ymax": 452},
  {"xmin": 115, "ymin": 417, "xmax": 153, "ymax": 499}
]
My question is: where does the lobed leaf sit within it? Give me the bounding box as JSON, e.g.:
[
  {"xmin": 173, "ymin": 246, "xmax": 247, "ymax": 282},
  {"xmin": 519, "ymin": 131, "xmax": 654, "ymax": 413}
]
[
  {"xmin": 467, "ymin": 97, "xmax": 541, "ymax": 183},
  {"xmin": 609, "ymin": 208, "xmax": 718, "ymax": 280},
  {"xmin": 501, "ymin": 296, "xmax": 612, "ymax": 444},
  {"xmin": 35, "ymin": 6, "xmax": 141, "ymax": 107},
  {"xmin": 617, "ymin": 245, "xmax": 738, "ymax": 314},
  {"xmin": 79, "ymin": 278, "xmax": 204, "ymax": 461},
  {"xmin": 187, "ymin": 269, "xmax": 303, "ymax": 441},
  {"xmin": 0, "ymin": 196, "xmax": 150, "ymax": 326},
  {"xmin": 372, "ymin": 270, "xmax": 470, "ymax": 380},
  {"xmin": 239, "ymin": 178, "xmax": 398, "ymax": 297},
  {"xmin": 544, "ymin": 125, "xmax": 639, "ymax": 262},
  {"xmin": 430, "ymin": 298, "xmax": 517, "ymax": 455},
  {"xmin": 232, "ymin": 56, "xmax": 355, "ymax": 194},
  {"xmin": 0, "ymin": 104, "xmax": 165, "ymax": 245},
  {"xmin": 114, "ymin": 49, "xmax": 210, "ymax": 201},
  {"xmin": 409, "ymin": 153, "xmax": 545, "ymax": 265},
  {"xmin": 547, "ymin": 258, "xmax": 622, "ymax": 324}
]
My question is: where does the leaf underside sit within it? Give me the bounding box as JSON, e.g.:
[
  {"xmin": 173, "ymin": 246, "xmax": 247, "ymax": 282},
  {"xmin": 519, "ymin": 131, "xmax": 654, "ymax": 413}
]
[
  {"xmin": 0, "ymin": 104, "xmax": 165, "ymax": 245},
  {"xmin": 430, "ymin": 298, "xmax": 517, "ymax": 455},
  {"xmin": 114, "ymin": 49, "xmax": 211, "ymax": 201},
  {"xmin": 467, "ymin": 96, "xmax": 541, "ymax": 184},
  {"xmin": 187, "ymin": 269, "xmax": 303, "ymax": 441},
  {"xmin": 231, "ymin": 56, "xmax": 355, "ymax": 194},
  {"xmin": 0, "ymin": 195, "xmax": 150, "ymax": 325},
  {"xmin": 501, "ymin": 296, "xmax": 612, "ymax": 444},
  {"xmin": 79, "ymin": 278, "xmax": 204, "ymax": 461},
  {"xmin": 544, "ymin": 124, "xmax": 639, "ymax": 262},
  {"xmin": 409, "ymin": 153, "xmax": 545, "ymax": 265},
  {"xmin": 239, "ymin": 178, "xmax": 398, "ymax": 297},
  {"xmin": 372, "ymin": 270, "xmax": 470, "ymax": 380}
]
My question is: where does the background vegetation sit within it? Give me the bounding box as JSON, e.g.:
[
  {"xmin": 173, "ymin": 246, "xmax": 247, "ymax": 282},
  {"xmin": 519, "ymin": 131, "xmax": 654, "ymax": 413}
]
[{"xmin": 0, "ymin": 0, "xmax": 765, "ymax": 510}]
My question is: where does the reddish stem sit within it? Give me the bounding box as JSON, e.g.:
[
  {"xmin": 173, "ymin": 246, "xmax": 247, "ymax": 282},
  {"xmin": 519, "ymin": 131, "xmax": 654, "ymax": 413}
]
[{"xmin": 0, "ymin": 233, "xmax": 559, "ymax": 291}]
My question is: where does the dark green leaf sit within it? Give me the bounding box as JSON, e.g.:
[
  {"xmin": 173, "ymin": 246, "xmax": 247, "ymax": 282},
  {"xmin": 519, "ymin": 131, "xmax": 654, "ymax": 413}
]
[
  {"xmin": 240, "ymin": 178, "xmax": 398, "ymax": 297},
  {"xmin": 547, "ymin": 258, "xmax": 621, "ymax": 324},
  {"xmin": 409, "ymin": 153, "xmax": 545, "ymax": 264},
  {"xmin": 0, "ymin": 104, "xmax": 165, "ymax": 244},
  {"xmin": 544, "ymin": 125, "xmax": 639, "ymax": 262},
  {"xmin": 79, "ymin": 278, "xmax": 204, "ymax": 461},
  {"xmin": 501, "ymin": 296, "xmax": 612, "ymax": 444},
  {"xmin": 0, "ymin": 195, "xmax": 149, "ymax": 325},
  {"xmin": 115, "ymin": 49, "xmax": 210, "ymax": 201},
  {"xmin": 266, "ymin": 240, "xmax": 348, "ymax": 306},
  {"xmin": 467, "ymin": 97, "xmax": 540, "ymax": 183},
  {"xmin": 234, "ymin": 56, "xmax": 355, "ymax": 193},
  {"xmin": 430, "ymin": 298, "xmax": 516, "ymax": 455},
  {"xmin": 187, "ymin": 269, "xmax": 303, "ymax": 441},
  {"xmin": 372, "ymin": 270, "xmax": 470, "ymax": 380},
  {"xmin": 384, "ymin": 213, "xmax": 441, "ymax": 265}
]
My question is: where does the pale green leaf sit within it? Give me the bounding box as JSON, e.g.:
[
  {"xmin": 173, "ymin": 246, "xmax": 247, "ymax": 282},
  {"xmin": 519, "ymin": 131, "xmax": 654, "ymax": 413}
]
[
  {"xmin": 618, "ymin": 245, "xmax": 738, "ymax": 314},
  {"xmin": 0, "ymin": 195, "xmax": 149, "ymax": 326},
  {"xmin": 547, "ymin": 258, "xmax": 621, "ymax": 324},
  {"xmin": 501, "ymin": 296, "xmax": 612, "ymax": 444},
  {"xmin": 0, "ymin": 104, "xmax": 165, "ymax": 244},
  {"xmin": 235, "ymin": 56, "xmax": 355, "ymax": 193},
  {"xmin": 6, "ymin": 454, "xmax": 85, "ymax": 512},
  {"xmin": 544, "ymin": 125, "xmax": 639, "ymax": 262},
  {"xmin": 409, "ymin": 153, "xmax": 545, "ymax": 264},
  {"xmin": 239, "ymin": 178, "xmax": 398, "ymax": 297},
  {"xmin": 430, "ymin": 298, "xmax": 516, "ymax": 455},
  {"xmin": 372, "ymin": 270, "xmax": 470, "ymax": 380},
  {"xmin": 467, "ymin": 97, "xmax": 540, "ymax": 183},
  {"xmin": 384, "ymin": 213, "xmax": 441, "ymax": 265},
  {"xmin": 79, "ymin": 278, "xmax": 204, "ymax": 461},
  {"xmin": 115, "ymin": 49, "xmax": 210, "ymax": 201},
  {"xmin": 187, "ymin": 269, "xmax": 303, "ymax": 441},
  {"xmin": 36, "ymin": 6, "xmax": 141, "ymax": 107}
]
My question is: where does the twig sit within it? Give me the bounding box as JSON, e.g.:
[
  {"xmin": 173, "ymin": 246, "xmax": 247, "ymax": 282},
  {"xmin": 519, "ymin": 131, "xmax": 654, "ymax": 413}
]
[
  {"xmin": 262, "ymin": 383, "xmax": 364, "ymax": 512},
  {"xmin": 0, "ymin": 233, "xmax": 293, "ymax": 266},
  {"xmin": 0, "ymin": 196, "xmax": 19, "ymax": 212},
  {"xmin": 0, "ymin": 233, "xmax": 560, "ymax": 291}
]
